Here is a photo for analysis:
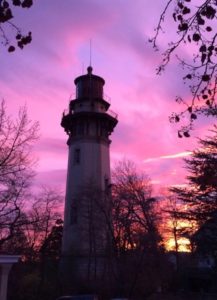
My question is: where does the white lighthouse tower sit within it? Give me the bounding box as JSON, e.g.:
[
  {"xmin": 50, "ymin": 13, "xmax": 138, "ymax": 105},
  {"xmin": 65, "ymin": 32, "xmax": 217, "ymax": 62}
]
[{"xmin": 60, "ymin": 66, "xmax": 118, "ymax": 288}]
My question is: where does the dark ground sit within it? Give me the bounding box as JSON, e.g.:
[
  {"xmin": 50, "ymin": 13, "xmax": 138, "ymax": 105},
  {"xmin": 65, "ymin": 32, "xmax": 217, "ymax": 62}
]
[{"xmin": 147, "ymin": 292, "xmax": 217, "ymax": 300}]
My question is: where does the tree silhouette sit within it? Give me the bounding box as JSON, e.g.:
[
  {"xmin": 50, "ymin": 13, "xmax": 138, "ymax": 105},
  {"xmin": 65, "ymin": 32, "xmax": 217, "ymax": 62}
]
[
  {"xmin": 171, "ymin": 126, "xmax": 217, "ymax": 259},
  {"xmin": 39, "ymin": 219, "xmax": 63, "ymax": 261},
  {"xmin": 192, "ymin": 214, "xmax": 217, "ymax": 261},
  {"xmin": 111, "ymin": 160, "xmax": 164, "ymax": 297},
  {"xmin": 112, "ymin": 160, "xmax": 161, "ymax": 253},
  {"xmin": 151, "ymin": 0, "xmax": 217, "ymax": 136},
  {"xmin": 0, "ymin": 100, "xmax": 39, "ymax": 248},
  {"xmin": 172, "ymin": 128, "xmax": 217, "ymax": 220}
]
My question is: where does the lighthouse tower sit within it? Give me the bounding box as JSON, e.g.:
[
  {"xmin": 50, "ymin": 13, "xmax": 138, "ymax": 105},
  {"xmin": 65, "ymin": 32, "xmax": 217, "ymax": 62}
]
[{"xmin": 60, "ymin": 66, "xmax": 118, "ymax": 286}]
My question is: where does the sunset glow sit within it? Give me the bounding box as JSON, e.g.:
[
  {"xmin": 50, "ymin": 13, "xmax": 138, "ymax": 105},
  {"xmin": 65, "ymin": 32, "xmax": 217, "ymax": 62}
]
[
  {"xmin": 0, "ymin": 1, "xmax": 211, "ymax": 190},
  {"xmin": 163, "ymin": 218, "xmax": 197, "ymax": 253},
  {"xmin": 1, "ymin": 2, "xmax": 216, "ymax": 298},
  {"xmin": 166, "ymin": 237, "xmax": 191, "ymax": 252}
]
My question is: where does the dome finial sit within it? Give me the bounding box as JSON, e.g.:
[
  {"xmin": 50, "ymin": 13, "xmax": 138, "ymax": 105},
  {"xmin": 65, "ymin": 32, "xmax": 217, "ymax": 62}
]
[{"xmin": 87, "ymin": 66, "xmax": 93, "ymax": 74}]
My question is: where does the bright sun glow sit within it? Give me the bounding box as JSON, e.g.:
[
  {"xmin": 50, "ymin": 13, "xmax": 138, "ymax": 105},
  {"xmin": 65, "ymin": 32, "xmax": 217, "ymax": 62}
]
[
  {"xmin": 163, "ymin": 218, "xmax": 197, "ymax": 253},
  {"xmin": 166, "ymin": 237, "xmax": 191, "ymax": 252}
]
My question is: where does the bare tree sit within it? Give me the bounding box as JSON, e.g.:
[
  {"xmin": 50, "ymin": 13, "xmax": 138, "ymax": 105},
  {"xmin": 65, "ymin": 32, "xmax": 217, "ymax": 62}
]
[
  {"xmin": 111, "ymin": 160, "xmax": 163, "ymax": 297},
  {"xmin": 112, "ymin": 160, "xmax": 161, "ymax": 253},
  {"xmin": 24, "ymin": 187, "xmax": 63, "ymax": 260},
  {"xmin": 161, "ymin": 190, "xmax": 192, "ymax": 271},
  {"xmin": 1, "ymin": 187, "xmax": 64, "ymax": 300},
  {"xmin": 0, "ymin": 100, "xmax": 39, "ymax": 248},
  {"xmin": 151, "ymin": 1, "xmax": 217, "ymax": 136}
]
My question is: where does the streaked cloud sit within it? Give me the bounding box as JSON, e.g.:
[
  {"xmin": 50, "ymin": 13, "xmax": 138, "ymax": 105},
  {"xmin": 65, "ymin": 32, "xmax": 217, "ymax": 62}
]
[{"xmin": 143, "ymin": 151, "xmax": 193, "ymax": 163}]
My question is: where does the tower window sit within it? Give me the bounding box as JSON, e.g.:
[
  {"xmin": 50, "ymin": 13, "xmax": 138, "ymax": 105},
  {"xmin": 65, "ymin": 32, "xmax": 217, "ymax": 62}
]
[
  {"xmin": 105, "ymin": 177, "xmax": 109, "ymax": 188},
  {"xmin": 70, "ymin": 200, "xmax": 77, "ymax": 224},
  {"xmin": 86, "ymin": 122, "xmax": 89, "ymax": 135},
  {"xmin": 74, "ymin": 148, "xmax": 80, "ymax": 164},
  {"xmin": 77, "ymin": 123, "xmax": 84, "ymax": 135}
]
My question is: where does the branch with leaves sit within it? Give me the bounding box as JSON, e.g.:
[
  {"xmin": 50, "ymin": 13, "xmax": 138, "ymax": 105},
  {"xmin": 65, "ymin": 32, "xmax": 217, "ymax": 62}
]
[
  {"xmin": 151, "ymin": 0, "xmax": 217, "ymax": 137},
  {"xmin": 0, "ymin": 0, "xmax": 33, "ymax": 53}
]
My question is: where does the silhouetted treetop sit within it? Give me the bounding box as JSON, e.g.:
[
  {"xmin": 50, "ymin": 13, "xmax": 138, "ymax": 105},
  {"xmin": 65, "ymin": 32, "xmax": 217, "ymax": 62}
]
[
  {"xmin": 0, "ymin": 100, "xmax": 39, "ymax": 247},
  {"xmin": 171, "ymin": 125, "xmax": 217, "ymax": 223},
  {"xmin": 151, "ymin": 0, "xmax": 217, "ymax": 137}
]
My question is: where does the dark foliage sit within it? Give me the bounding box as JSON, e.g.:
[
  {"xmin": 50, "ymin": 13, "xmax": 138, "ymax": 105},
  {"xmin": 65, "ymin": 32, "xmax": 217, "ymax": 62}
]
[
  {"xmin": 171, "ymin": 126, "xmax": 217, "ymax": 259},
  {"xmin": 39, "ymin": 219, "xmax": 63, "ymax": 261},
  {"xmin": 192, "ymin": 214, "xmax": 217, "ymax": 259},
  {"xmin": 172, "ymin": 127, "xmax": 217, "ymax": 221},
  {"xmin": 6, "ymin": 219, "xmax": 63, "ymax": 300},
  {"xmin": 0, "ymin": 0, "xmax": 33, "ymax": 53}
]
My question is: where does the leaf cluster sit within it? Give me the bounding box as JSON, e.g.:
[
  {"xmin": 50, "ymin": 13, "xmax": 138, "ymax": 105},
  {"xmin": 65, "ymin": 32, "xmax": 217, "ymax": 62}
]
[
  {"xmin": 151, "ymin": 0, "xmax": 217, "ymax": 136},
  {"xmin": 0, "ymin": 0, "xmax": 33, "ymax": 53}
]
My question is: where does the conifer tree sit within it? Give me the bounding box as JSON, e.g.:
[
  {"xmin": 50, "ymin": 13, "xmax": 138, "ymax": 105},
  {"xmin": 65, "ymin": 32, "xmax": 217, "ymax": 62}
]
[
  {"xmin": 172, "ymin": 126, "xmax": 217, "ymax": 221},
  {"xmin": 171, "ymin": 126, "xmax": 217, "ymax": 257}
]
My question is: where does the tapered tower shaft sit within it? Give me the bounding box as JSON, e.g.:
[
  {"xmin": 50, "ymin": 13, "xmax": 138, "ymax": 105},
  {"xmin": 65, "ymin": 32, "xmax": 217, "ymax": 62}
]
[{"xmin": 60, "ymin": 66, "xmax": 117, "ymax": 285}]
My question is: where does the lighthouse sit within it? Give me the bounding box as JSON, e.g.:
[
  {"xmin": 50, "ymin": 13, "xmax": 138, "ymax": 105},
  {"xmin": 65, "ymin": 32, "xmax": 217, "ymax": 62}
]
[{"xmin": 60, "ymin": 66, "xmax": 118, "ymax": 287}]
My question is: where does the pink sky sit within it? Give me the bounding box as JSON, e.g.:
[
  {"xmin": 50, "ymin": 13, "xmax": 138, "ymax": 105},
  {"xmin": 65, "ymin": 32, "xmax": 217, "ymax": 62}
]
[{"xmin": 0, "ymin": 0, "xmax": 215, "ymax": 193}]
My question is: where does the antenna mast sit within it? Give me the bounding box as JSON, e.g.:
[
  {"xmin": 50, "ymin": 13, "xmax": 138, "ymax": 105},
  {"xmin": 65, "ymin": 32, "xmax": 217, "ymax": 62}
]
[{"xmin": 89, "ymin": 39, "xmax": 92, "ymax": 67}]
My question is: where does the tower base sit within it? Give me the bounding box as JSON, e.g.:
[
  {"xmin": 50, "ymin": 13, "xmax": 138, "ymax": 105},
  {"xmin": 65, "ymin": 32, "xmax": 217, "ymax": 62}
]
[{"xmin": 59, "ymin": 254, "xmax": 115, "ymax": 296}]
